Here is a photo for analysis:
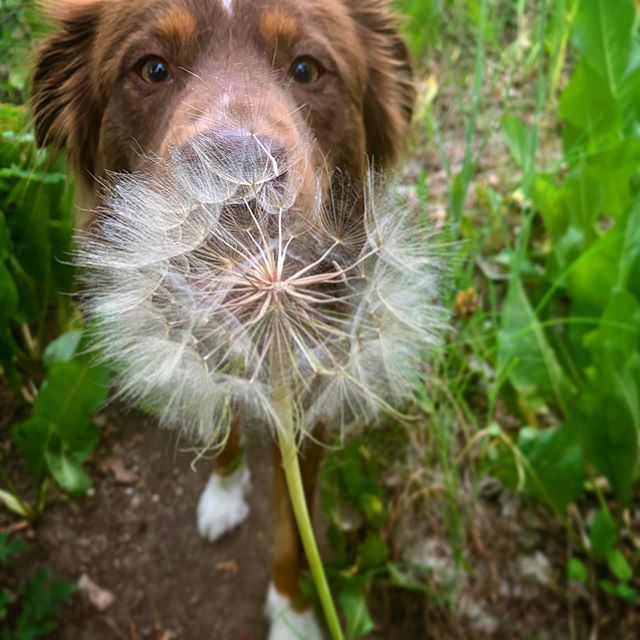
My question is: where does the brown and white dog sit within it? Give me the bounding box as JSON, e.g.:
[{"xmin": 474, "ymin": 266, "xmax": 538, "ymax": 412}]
[{"xmin": 31, "ymin": 1, "xmax": 415, "ymax": 637}]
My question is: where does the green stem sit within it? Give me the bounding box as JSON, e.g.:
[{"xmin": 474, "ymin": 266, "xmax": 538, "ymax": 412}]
[{"xmin": 272, "ymin": 358, "xmax": 345, "ymax": 640}]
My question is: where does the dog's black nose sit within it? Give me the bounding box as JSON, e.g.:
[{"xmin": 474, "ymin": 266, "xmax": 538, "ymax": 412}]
[{"xmin": 178, "ymin": 128, "xmax": 288, "ymax": 183}]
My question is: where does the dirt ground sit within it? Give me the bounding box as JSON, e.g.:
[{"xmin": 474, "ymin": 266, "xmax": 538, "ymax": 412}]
[
  {"xmin": 1, "ymin": 401, "xmax": 428, "ymax": 640},
  {"xmin": 2, "ymin": 397, "xmax": 639, "ymax": 640}
]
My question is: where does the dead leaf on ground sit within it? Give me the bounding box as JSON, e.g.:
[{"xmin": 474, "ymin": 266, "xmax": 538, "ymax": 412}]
[
  {"xmin": 101, "ymin": 456, "xmax": 138, "ymax": 485},
  {"xmin": 78, "ymin": 574, "xmax": 115, "ymax": 611},
  {"xmin": 215, "ymin": 560, "xmax": 239, "ymax": 575}
]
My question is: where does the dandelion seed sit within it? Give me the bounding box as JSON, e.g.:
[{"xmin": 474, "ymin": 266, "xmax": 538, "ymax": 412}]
[{"xmin": 76, "ymin": 139, "xmax": 448, "ymax": 449}]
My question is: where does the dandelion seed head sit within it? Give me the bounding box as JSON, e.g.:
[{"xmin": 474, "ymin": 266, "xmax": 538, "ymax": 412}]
[{"xmin": 76, "ymin": 137, "xmax": 449, "ymax": 447}]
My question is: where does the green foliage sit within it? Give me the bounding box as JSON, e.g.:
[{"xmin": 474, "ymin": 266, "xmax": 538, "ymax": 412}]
[
  {"xmin": 13, "ymin": 332, "xmax": 109, "ymax": 496},
  {"xmin": 0, "ymin": 533, "xmax": 74, "ymax": 639},
  {"xmin": 318, "ymin": 441, "xmax": 384, "ymax": 638},
  {"xmin": 488, "ymin": 0, "xmax": 640, "ymax": 604},
  {"xmin": 0, "ymin": 6, "xmax": 109, "ymax": 518},
  {"xmin": 500, "ymin": 0, "xmax": 640, "ymax": 508}
]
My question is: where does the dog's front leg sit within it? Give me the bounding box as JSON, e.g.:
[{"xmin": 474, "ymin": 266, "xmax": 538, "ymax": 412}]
[
  {"xmin": 266, "ymin": 435, "xmax": 325, "ymax": 640},
  {"xmin": 196, "ymin": 418, "xmax": 251, "ymax": 542}
]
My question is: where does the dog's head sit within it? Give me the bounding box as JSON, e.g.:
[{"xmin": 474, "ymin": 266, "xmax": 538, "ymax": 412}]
[{"xmin": 32, "ymin": 0, "xmax": 414, "ymax": 211}]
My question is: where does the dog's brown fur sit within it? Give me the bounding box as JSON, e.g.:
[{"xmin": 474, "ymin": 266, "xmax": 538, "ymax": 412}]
[{"xmin": 32, "ymin": 0, "xmax": 415, "ymax": 624}]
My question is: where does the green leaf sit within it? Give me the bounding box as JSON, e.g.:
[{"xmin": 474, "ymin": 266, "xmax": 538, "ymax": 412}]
[
  {"xmin": 533, "ymin": 175, "xmax": 568, "ymax": 243},
  {"xmin": 12, "ymin": 357, "xmax": 108, "ymax": 492},
  {"xmin": 578, "ymin": 312, "xmax": 640, "ymax": 504},
  {"xmin": 15, "ymin": 569, "xmax": 74, "ymax": 638},
  {"xmin": 34, "ymin": 359, "xmax": 109, "ymax": 447},
  {"xmin": 568, "ymin": 234, "xmax": 624, "ymax": 314},
  {"xmin": 43, "ymin": 330, "xmax": 83, "ymax": 368},
  {"xmin": 620, "ymin": 202, "xmax": 640, "ymax": 290},
  {"xmin": 387, "ymin": 563, "xmax": 430, "ymax": 594},
  {"xmin": 498, "ymin": 275, "xmax": 574, "ymax": 405},
  {"xmin": 0, "ymin": 489, "xmax": 29, "ymax": 518},
  {"xmin": 12, "ymin": 418, "xmax": 51, "ymax": 478},
  {"xmin": 607, "ymin": 548, "xmax": 632, "ymax": 583},
  {"xmin": 4, "ymin": 179, "xmax": 53, "ymax": 312},
  {"xmin": 0, "ymin": 262, "xmax": 18, "ymax": 322},
  {"xmin": 517, "ymin": 426, "xmax": 585, "ymax": 513},
  {"xmin": 44, "ymin": 449, "xmax": 92, "ymax": 495},
  {"xmin": 559, "ymin": 61, "xmax": 620, "ymax": 141},
  {"xmin": 611, "ymin": 582, "xmax": 638, "ymax": 602},
  {"xmin": 359, "ymin": 493, "xmax": 385, "ymax": 527},
  {"xmin": 357, "ymin": 533, "xmax": 389, "ymax": 568},
  {"xmin": 573, "ymin": 0, "xmax": 639, "ymax": 116},
  {"xmin": 567, "ymin": 557, "xmax": 588, "ymax": 584},
  {"xmin": 589, "ymin": 509, "xmax": 615, "ymax": 560},
  {"xmin": 501, "ymin": 114, "xmax": 532, "ymax": 172},
  {"xmin": 0, "ymin": 210, "xmax": 11, "ymax": 258},
  {"xmin": 338, "ymin": 579, "xmax": 374, "ymax": 640}
]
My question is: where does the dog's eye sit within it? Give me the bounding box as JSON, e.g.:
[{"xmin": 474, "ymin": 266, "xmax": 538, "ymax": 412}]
[
  {"xmin": 137, "ymin": 57, "xmax": 173, "ymax": 83},
  {"xmin": 289, "ymin": 57, "xmax": 324, "ymax": 84}
]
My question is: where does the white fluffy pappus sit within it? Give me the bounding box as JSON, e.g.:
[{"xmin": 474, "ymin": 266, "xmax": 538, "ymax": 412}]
[{"xmin": 75, "ymin": 136, "xmax": 449, "ymax": 448}]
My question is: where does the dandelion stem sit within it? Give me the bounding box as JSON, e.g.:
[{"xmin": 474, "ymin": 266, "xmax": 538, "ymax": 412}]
[{"xmin": 272, "ymin": 352, "xmax": 345, "ymax": 640}]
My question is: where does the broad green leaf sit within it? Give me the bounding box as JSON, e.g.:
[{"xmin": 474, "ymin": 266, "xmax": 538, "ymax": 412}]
[
  {"xmin": 579, "ymin": 292, "xmax": 640, "ymax": 503},
  {"xmin": 34, "ymin": 359, "xmax": 109, "ymax": 446},
  {"xmin": 43, "ymin": 330, "xmax": 83, "ymax": 368},
  {"xmin": 0, "ymin": 489, "xmax": 29, "ymax": 518},
  {"xmin": 12, "ymin": 418, "xmax": 51, "ymax": 478},
  {"xmin": 498, "ymin": 276, "xmax": 574, "ymax": 405},
  {"xmin": 44, "ymin": 450, "xmax": 92, "ymax": 495},
  {"xmin": 517, "ymin": 426, "xmax": 585, "ymax": 513},
  {"xmin": 568, "ymin": 229, "xmax": 625, "ymax": 314},
  {"xmin": 589, "ymin": 509, "xmax": 615, "ymax": 560},
  {"xmin": 338, "ymin": 578, "xmax": 374, "ymax": 639},
  {"xmin": 533, "ymin": 175, "xmax": 568, "ymax": 243},
  {"xmin": 13, "ymin": 357, "xmax": 108, "ymax": 492},
  {"xmin": 584, "ymin": 290, "xmax": 640, "ymax": 361},
  {"xmin": 607, "ymin": 549, "xmax": 632, "ymax": 582},
  {"xmin": 579, "ymin": 386, "xmax": 638, "ymax": 504},
  {"xmin": 559, "ymin": 61, "xmax": 620, "ymax": 142},
  {"xmin": 573, "ymin": 0, "xmax": 639, "ymax": 111}
]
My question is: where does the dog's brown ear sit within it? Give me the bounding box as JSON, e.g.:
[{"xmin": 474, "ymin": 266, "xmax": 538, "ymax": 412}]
[
  {"xmin": 351, "ymin": 0, "xmax": 415, "ymax": 168},
  {"xmin": 31, "ymin": 0, "xmax": 104, "ymax": 178}
]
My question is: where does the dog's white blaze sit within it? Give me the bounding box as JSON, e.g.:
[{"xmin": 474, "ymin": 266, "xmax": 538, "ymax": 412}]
[
  {"xmin": 197, "ymin": 464, "xmax": 250, "ymax": 542},
  {"xmin": 265, "ymin": 583, "xmax": 324, "ymax": 640},
  {"xmin": 221, "ymin": 0, "xmax": 233, "ymax": 15}
]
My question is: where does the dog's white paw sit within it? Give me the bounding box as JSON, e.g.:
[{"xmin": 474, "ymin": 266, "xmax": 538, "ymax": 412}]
[
  {"xmin": 265, "ymin": 582, "xmax": 324, "ymax": 640},
  {"xmin": 197, "ymin": 465, "xmax": 250, "ymax": 542}
]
